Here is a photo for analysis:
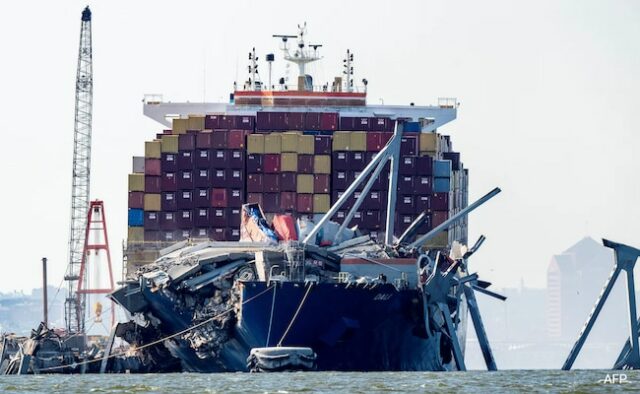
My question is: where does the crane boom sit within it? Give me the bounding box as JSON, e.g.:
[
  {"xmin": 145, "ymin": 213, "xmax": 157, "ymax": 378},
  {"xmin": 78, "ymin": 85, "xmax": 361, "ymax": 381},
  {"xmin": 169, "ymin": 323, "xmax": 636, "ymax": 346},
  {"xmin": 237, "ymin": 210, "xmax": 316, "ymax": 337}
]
[{"xmin": 65, "ymin": 6, "xmax": 93, "ymax": 334}]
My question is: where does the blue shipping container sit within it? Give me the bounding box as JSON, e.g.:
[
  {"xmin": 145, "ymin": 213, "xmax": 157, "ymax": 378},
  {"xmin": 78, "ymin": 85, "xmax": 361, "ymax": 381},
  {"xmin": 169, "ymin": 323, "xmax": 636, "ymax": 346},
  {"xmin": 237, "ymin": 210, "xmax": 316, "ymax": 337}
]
[
  {"xmin": 403, "ymin": 122, "xmax": 421, "ymax": 132},
  {"xmin": 433, "ymin": 177, "xmax": 451, "ymax": 193},
  {"xmin": 128, "ymin": 208, "xmax": 144, "ymax": 227},
  {"xmin": 433, "ymin": 160, "xmax": 452, "ymax": 178}
]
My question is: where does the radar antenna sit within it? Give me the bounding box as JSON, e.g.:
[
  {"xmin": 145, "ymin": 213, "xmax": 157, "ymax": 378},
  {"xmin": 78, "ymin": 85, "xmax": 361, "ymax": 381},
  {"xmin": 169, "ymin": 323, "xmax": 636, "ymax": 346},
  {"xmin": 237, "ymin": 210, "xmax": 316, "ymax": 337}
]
[{"xmin": 273, "ymin": 22, "xmax": 322, "ymax": 78}]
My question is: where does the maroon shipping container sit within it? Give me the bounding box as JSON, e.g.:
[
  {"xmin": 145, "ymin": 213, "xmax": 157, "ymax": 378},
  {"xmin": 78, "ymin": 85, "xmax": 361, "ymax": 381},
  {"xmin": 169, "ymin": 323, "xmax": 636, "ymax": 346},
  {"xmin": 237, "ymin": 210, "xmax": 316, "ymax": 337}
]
[
  {"xmin": 340, "ymin": 117, "xmax": 369, "ymax": 131},
  {"xmin": 177, "ymin": 170, "xmax": 193, "ymax": 190},
  {"xmin": 194, "ymin": 168, "xmax": 211, "ymax": 188},
  {"xmin": 366, "ymin": 132, "xmax": 383, "ymax": 152},
  {"xmin": 417, "ymin": 214, "xmax": 432, "ymax": 233},
  {"xmin": 304, "ymin": 112, "xmax": 321, "ymax": 130},
  {"xmin": 160, "ymin": 230, "xmax": 176, "ymax": 242},
  {"xmin": 297, "ymin": 194, "xmax": 313, "ymax": 213},
  {"xmin": 212, "ymin": 130, "xmax": 228, "ymax": 149},
  {"xmin": 363, "ymin": 190, "xmax": 383, "ymax": 210},
  {"xmin": 194, "ymin": 188, "xmax": 210, "ymax": 207},
  {"xmin": 364, "ymin": 210, "xmax": 382, "ymax": 230},
  {"xmin": 177, "ymin": 190, "xmax": 193, "ymax": 209},
  {"xmin": 228, "ymin": 130, "xmax": 246, "ymax": 149},
  {"xmin": 314, "ymin": 135, "xmax": 332, "ymax": 155},
  {"xmin": 160, "ymin": 211, "xmax": 176, "ymax": 230},
  {"xmin": 196, "ymin": 132, "xmax": 213, "ymax": 149},
  {"xmin": 381, "ymin": 132, "xmax": 393, "ymax": 146},
  {"xmin": 211, "ymin": 150, "xmax": 227, "ymax": 168},
  {"xmin": 144, "ymin": 211, "xmax": 159, "ymax": 230},
  {"xmin": 144, "ymin": 229, "xmax": 159, "ymax": 242},
  {"xmin": 211, "ymin": 208, "xmax": 227, "ymax": 227},
  {"xmin": 161, "ymin": 192, "xmax": 177, "ymax": 211},
  {"xmin": 313, "ymin": 174, "xmax": 330, "ymax": 193},
  {"xmin": 211, "ymin": 168, "xmax": 227, "ymax": 187},
  {"xmin": 177, "ymin": 209, "xmax": 193, "ymax": 229},
  {"xmin": 351, "ymin": 210, "xmax": 364, "ymax": 227},
  {"xmin": 247, "ymin": 154, "xmax": 263, "ymax": 173},
  {"xmin": 370, "ymin": 117, "xmax": 395, "ymax": 132},
  {"xmin": 227, "ymin": 168, "xmax": 244, "ymax": 188},
  {"xmin": 264, "ymin": 154, "xmax": 281, "ymax": 173},
  {"xmin": 286, "ymin": 112, "xmax": 305, "ymax": 130},
  {"xmin": 128, "ymin": 192, "xmax": 144, "ymax": 209},
  {"xmin": 264, "ymin": 173, "xmax": 281, "ymax": 193},
  {"xmin": 161, "ymin": 153, "xmax": 177, "ymax": 172},
  {"xmin": 262, "ymin": 193, "xmax": 280, "ymax": 212},
  {"xmin": 320, "ymin": 112, "xmax": 338, "ymax": 131},
  {"xmin": 228, "ymin": 189, "xmax": 244, "ymax": 208},
  {"xmin": 399, "ymin": 156, "xmax": 417, "ymax": 175},
  {"xmin": 414, "ymin": 175, "xmax": 432, "ymax": 194},
  {"xmin": 177, "ymin": 151, "xmax": 194, "ymax": 169},
  {"xmin": 193, "ymin": 227, "xmax": 209, "ymax": 239},
  {"xmin": 334, "ymin": 210, "xmax": 347, "ymax": 224},
  {"xmin": 332, "ymin": 152, "xmax": 349, "ymax": 171},
  {"xmin": 396, "ymin": 214, "xmax": 415, "ymax": 234},
  {"xmin": 194, "ymin": 208, "xmax": 210, "ymax": 227},
  {"xmin": 415, "ymin": 195, "xmax": 431, "ymax": 212},
  {"xmin": 210, "ymin": 227, "xmax": 226, "ymax": 241},
  {"xmin": 227, "ymin": 227, "xmax": 241, "ymax": 241},
  {"xmin": 280, "ymin": 173, "xmax": 297, "ymax": 192},
  {"xmin": 204, "ymin": 114, "xmax": 223, "ymax": 129},
  {"xmin": 257, "ymin": 112, "xmax": 287, "ymax": 130},
  {"xmin": 331, "ymin": 189, "xmax": 354, "ymax": 210},
  {"xmin": 145, "ymin": 176, "xmax": 161, "ymax": 193},
  {"xmin": 432, "ymin": 211, "xmax": 449, "ymax": 227},
  {"xmin": 398, "ymin": 175, "xmax": 415, "ymax": 191},
  {"xmin": 398, "ymin": 195, "xmax": 415, "ymax": 214},
  {"xmin": 443, "ymin": 152, "xmax": 461, "ymax": 171},
  {"xmin": 247, "ymin": 193, "xmax": 262, "ymax": 205},
  {"xmin": 431, "ymin": 192, "xmax": 449, "ymax": 211},
  {"xmin": 350, "ymin": 152, "xmax": 366, "ymax": 170},
  {"xmin": 280, "ymin": 192, "xmax": 296, "ymax": 211},
  {"xmin": 332, "ymin": 170, "xmax": 350, "ymax": 190},
  {"xmin": 247, "ymin": 174, "xmax": 263, "ymax": 193},
  {"xmin": 339, "ymin": 116, "xmax": 355, "ymax": 130},
  {"xmin": 256, "ymin": 112, "xmax": 269, "ymax": 130},
  {"xmin": 228, "ymin": 207, "xmax": 241, "ymax": 227},
  {"xmin": 145, "ymin": 159, "xmax": 161, "ymax": 176},
  {"xmin": 228, "ymin": 150, "xmax": 245, "ymax": 169},
  {"xmin": 234, "ymin": 115, "xmax": 255, "ymax": 130},
  {"xmin": 219, "ymin": 115, "xmax": 236, "ymax": 129},
  {"xmin": 162, "ymin": 172, "xmax": 177, "ymax": 191},
  {"xmin": 211, "ymin": 188, "xmax": 228, "ymax": 208},
  {"xmin": 195, "ymin": 149, "xmax": 211, "ymax": 168},
  {"xmin": 416, "ymin": 156, "xmax": 433, "ymax": 176},
  {"xmin": 179, "ymin": 134, "xmax": 196, "ymax": 150},
  {"xmin": 400, "ymin": 136, "xmax": 418, "ymax": 156},
  {"xmin": 297, "ymin": 155, "xmax": 314, "ymax": 173}
]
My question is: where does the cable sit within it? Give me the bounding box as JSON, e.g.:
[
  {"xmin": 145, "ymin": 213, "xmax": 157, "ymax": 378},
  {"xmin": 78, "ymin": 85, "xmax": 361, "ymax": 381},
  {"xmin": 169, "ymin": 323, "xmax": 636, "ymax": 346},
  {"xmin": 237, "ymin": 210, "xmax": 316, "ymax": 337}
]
[
  {"xmin": 37, "ymin": 284, "xmax": 274, "ymax": 372},
  {"xmin": 265, "ymin": 284, "xmax": 277, "ymax": 347},
  {"xmin": 277, "ymin": 282, "xmax": 313, "ymax": 347}
]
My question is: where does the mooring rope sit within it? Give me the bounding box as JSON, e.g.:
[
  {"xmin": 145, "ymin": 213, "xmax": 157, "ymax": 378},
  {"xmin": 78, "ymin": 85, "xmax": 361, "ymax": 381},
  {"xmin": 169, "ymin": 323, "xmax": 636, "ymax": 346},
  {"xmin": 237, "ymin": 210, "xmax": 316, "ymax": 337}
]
[
  {"xmin": 276, "ymin": 282, "xmax": 314, "ymax": 347},
  {"xmin": 265, "ymin": 284, "xmax": 277, "ymax": 347},
  {"xmin": 37, "ymin": 284, "xmax": 274, "ymax": 372}
]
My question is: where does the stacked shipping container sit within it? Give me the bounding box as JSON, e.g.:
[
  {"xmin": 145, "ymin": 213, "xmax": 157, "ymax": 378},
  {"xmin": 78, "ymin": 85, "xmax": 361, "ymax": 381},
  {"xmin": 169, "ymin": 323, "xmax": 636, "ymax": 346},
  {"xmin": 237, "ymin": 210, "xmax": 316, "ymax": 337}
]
[{"xmin": 127, "ymin": 112, "xmax": 467, "ymax": 267}]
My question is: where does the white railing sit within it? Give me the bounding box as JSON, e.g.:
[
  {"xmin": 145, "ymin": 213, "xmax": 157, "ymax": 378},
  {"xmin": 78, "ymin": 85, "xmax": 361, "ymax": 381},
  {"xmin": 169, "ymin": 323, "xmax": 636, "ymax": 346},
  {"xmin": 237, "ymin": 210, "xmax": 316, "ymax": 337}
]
[
  {"xmin": 438, "ymin": 97, "xmax": 458, "ymax": 108},
  {"xmin": 143, "ymin": 94, "xmax": 164, "ymax": 104}
]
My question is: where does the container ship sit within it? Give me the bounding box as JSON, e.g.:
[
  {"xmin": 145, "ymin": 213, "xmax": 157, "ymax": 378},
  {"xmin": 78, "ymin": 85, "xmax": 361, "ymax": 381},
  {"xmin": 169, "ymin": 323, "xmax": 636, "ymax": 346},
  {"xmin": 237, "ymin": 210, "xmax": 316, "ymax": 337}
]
[{"xmin": 113, "ymin": 24, "xmax": 484, "ymax": 373}]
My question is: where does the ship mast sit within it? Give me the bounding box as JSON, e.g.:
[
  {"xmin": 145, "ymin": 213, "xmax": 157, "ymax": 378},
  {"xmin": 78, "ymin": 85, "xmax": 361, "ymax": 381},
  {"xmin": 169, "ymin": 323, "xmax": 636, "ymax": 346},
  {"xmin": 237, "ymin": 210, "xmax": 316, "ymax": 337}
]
[{"xmin": 273, "ymin": 23, "xmax": 322, "ymax": 86}]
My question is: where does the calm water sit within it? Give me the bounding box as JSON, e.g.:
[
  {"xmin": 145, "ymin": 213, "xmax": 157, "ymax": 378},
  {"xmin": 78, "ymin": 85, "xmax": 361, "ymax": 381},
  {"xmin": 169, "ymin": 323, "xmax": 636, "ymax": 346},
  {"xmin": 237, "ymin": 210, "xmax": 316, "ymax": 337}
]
[{"xmin": 0, "ymin": 370, "xmax": 637, "ymax": 393}]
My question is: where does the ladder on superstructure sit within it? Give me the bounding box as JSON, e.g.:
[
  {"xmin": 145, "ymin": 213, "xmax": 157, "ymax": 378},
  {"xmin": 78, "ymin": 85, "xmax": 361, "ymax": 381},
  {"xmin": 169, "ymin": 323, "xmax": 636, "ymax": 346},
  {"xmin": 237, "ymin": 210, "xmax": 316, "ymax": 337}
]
[{"xmin": 64, "ymin": 6, "xmax": 93, "ymax": 335}]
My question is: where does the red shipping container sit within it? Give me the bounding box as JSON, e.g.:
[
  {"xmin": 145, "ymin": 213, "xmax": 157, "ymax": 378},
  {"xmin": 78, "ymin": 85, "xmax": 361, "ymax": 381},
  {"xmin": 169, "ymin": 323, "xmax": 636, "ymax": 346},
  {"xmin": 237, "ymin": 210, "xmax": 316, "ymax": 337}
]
[
  {"xmin": 145, "ymin": 176, "xmax": 161, "ymax": 193},
  {"xmin": 381, "ymin": 132, "xmax": 393, "ymax": 146},
  {"xmin": 128, "ymin": 192, "xmax": 144, "ymax": 209},
  {"xmin": 280, "ymin": 192, "xmax": 297, "ymax": 211},
  {"xmin": 297, "ymin": 194, "xmax": 313, "ymax": 213},
  {"xmin": 264, "ymin": 154, "xmax": 281, "ymax": 173},
  {"xmin": 247, "ymin": 193, "xmax": 263, "ymax": 205},
  {"xmin": 228, "ymin": 130, "xmax": 246, "ymax": 149},
  {"xmin": 212, "ymin": 130, "xmax": 228, "ymax": 149},
  {"xmin": 314, "ymin": 135, "xmax": 332, "ymax": 155},
  {"xmin": 280, "ymin": 173, "xmax": 297, "ymax": 192},
  {"xmin": 263, "ymin": 173, "xmax": 281, "ymax": 193},
  {"xmin": 179, "ymin": 134, "xmax": 196, "ymax": 150},
  {"xmin": 320, "ymin": 112, "xmax": 338, "ymax": 131},
  {"xmin": 366, "ymin": 132, "xmax": 383, "ymax": 152},
  {"xmin": 228, "ymin": 189, "xmax": 244, "ymax": 208},
  {"xmin": 313, "ymin": 174, "xmax": 330, "ymax": 193},
  {"xmin": 432, "ymin": 211, "xmax": 449, "ymax": 227},
  {"xmin": 211, "ymin": 188, "xmax": 228, "ymax": 208},
  {"xmin": 196, "ymin": 132, "xmax": 213, "ymax": 149},
  {"xmin": 272, "ymin": 214, "xmax": 298, "ymax": 240},
  {"xmin": 286, "ymin": 112, "xmax": 305, "ymax": 130},
  {"xmin": 145, "ymin": 159, "xmax": 161, "ymax": 176},
  {"xmin": 297, "ymin": 155, "xmax": 314, "ymax": 173},
  {"xmin": 247, "ymin": 174, "xmax": 263, "ymax": 193},
  {"xmin": 247, "ymin": 154, "xmax": 263, "ymax": 173},
  {"xmin": 262, "ymin": 193, "xmax": 280, "ymax": 212}
]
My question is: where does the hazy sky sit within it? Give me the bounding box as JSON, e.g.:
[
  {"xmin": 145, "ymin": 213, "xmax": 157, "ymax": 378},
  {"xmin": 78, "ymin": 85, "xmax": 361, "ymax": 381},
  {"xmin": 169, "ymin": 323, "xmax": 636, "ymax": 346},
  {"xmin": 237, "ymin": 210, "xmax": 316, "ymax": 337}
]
[{"xmin": 0, "ymin": 0, "xmax": 638, "ymax": 292}]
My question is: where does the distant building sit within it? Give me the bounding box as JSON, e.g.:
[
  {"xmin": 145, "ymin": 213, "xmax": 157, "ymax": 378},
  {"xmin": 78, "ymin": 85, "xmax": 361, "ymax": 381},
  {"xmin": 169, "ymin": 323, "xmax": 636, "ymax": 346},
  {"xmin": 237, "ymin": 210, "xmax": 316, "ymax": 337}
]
[{"xmin": 546, "ymin": 237, "xmax": 626, "ymax": 341}]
